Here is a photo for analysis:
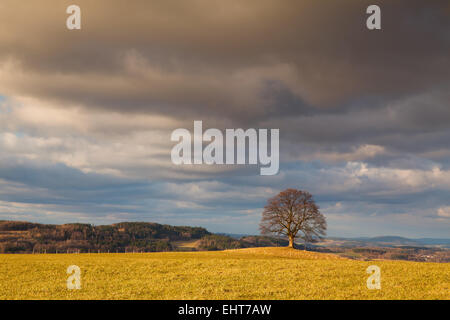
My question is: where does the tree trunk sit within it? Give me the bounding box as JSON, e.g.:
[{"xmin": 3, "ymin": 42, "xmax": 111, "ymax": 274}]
[{"xmin": 288, "ymin": 235, "xmax": 294, "ymax": 248}]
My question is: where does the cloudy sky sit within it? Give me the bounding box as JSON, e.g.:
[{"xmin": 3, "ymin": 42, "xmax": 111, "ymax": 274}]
[{"xmin": 0, "ymin": 0, "xmax": 449, "ymax": 237}]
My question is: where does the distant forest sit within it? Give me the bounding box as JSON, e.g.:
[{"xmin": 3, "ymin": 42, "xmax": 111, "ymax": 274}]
[{"xmin": 0, "ymin": 220, "xmax": 287, "ymax": 253}]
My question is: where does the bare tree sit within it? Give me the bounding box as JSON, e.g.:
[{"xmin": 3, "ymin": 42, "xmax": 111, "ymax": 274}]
[{"xmin": 260, "ymin": 188, "xmax": 326, "ymax": 249}]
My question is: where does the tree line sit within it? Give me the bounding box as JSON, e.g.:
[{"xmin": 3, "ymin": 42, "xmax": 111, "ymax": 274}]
[
  {"xmin": 0, "ymin": 220, "xmax": 288, "ymax": 253},
  {"xmin": 0, "ymin": 221, "xmax": 209, "ymax": 253}
]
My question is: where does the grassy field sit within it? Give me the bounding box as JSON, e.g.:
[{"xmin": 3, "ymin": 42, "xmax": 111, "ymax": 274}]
[{"xmin": 0, "ymin": 247, "xmax": 448, "ymax": 300}]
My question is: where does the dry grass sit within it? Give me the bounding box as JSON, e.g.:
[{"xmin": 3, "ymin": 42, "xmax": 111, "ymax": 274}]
[{"xmin": 0, "ymin": 247, "xmax": 448, "ymax": 300}]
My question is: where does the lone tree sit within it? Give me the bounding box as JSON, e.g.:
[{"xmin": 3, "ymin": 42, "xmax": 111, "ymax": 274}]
[{"xmin": 260, "ymin": 188, "xmax": 326, "ymax": 249}]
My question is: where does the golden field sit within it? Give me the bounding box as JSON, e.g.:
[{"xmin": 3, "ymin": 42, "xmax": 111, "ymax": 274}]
[{"xmin": 0, "ymin": 247, "xmax": 448, "ymax": 300}]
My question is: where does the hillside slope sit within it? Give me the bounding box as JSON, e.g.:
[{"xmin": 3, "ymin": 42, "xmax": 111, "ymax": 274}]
[
  {"xmin": 0, "ymin": 247, "xmax": 448, "ymax": 299},
  {"xmin": 0, "ymin": 220, "xmax": 210, "ymax": 253},
  {"xmin": 0, "ymin": 220, "xmax": 286, "ymax": 253}
]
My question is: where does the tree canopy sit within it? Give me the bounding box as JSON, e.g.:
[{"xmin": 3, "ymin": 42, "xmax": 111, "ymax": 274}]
[{"xmin": 260, "ymin": 188, "xmax": 327, "ymax": 248}]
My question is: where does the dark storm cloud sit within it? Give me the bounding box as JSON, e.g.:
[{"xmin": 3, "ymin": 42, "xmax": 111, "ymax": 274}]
[
  {"xmin": 0, "ymin": 0, "xmax": 449, "ymax": 119},
  {"xmin": 1, "ymin": 0, "xmax": 449, "ymax": 165}
]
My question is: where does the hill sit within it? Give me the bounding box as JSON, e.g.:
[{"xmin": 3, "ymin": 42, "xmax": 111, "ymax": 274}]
[
  {"xmin": 0, "ymin": 220, "xmax": 210, "ymax": 253},
  {"xmin": 367, "ymin": 236, "xmax": 419, "ymax": 245},
  {"xmin": 0, "ymin": 220, "xmax": 285, "ymax": 253},
  {"xmin": 0, "ymin": 247, "xmax": 448, "ymax": 299},
  {"xmin": 323, "ymin": 236, "xmax": 450, "ymax": 248}
]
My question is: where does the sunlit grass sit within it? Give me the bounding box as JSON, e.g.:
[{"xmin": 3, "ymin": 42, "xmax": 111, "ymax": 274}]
[{"xmin": 0, "ymin": 247, "xmax": 448, "ymax": 299}]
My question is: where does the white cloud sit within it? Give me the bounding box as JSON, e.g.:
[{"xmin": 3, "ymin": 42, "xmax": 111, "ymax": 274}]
[{"xmin": 437, "ymin": 207, "xmax": 450, "ymax": 218}]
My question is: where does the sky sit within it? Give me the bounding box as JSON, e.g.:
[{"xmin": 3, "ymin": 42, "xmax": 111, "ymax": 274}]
[{"xmin": 0, "ymin": 0, "xmax": 449, "ymax": 238}]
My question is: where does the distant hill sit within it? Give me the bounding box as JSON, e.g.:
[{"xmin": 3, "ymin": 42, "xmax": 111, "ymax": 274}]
[
  {"xmin": 0, "ymin": 220, "xmax": 210, "ymax": 253},
  {"xmin": 0, "ymin": 220, "xmax": 285, "ymax": 253},
  {"xmin": 364, "ymin": 236, "xmax": 420, "ymax": 246},
  {"xmin": 325, "ymin": 236, "xmax": 450, "ymax": 248},
  {"xmin": 368, "ymin": 236, "xmax": 415, "ymax": 242},
  {"xmin": 414, "ymin": 238, "xmax": 450, "ymax": 246}
]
